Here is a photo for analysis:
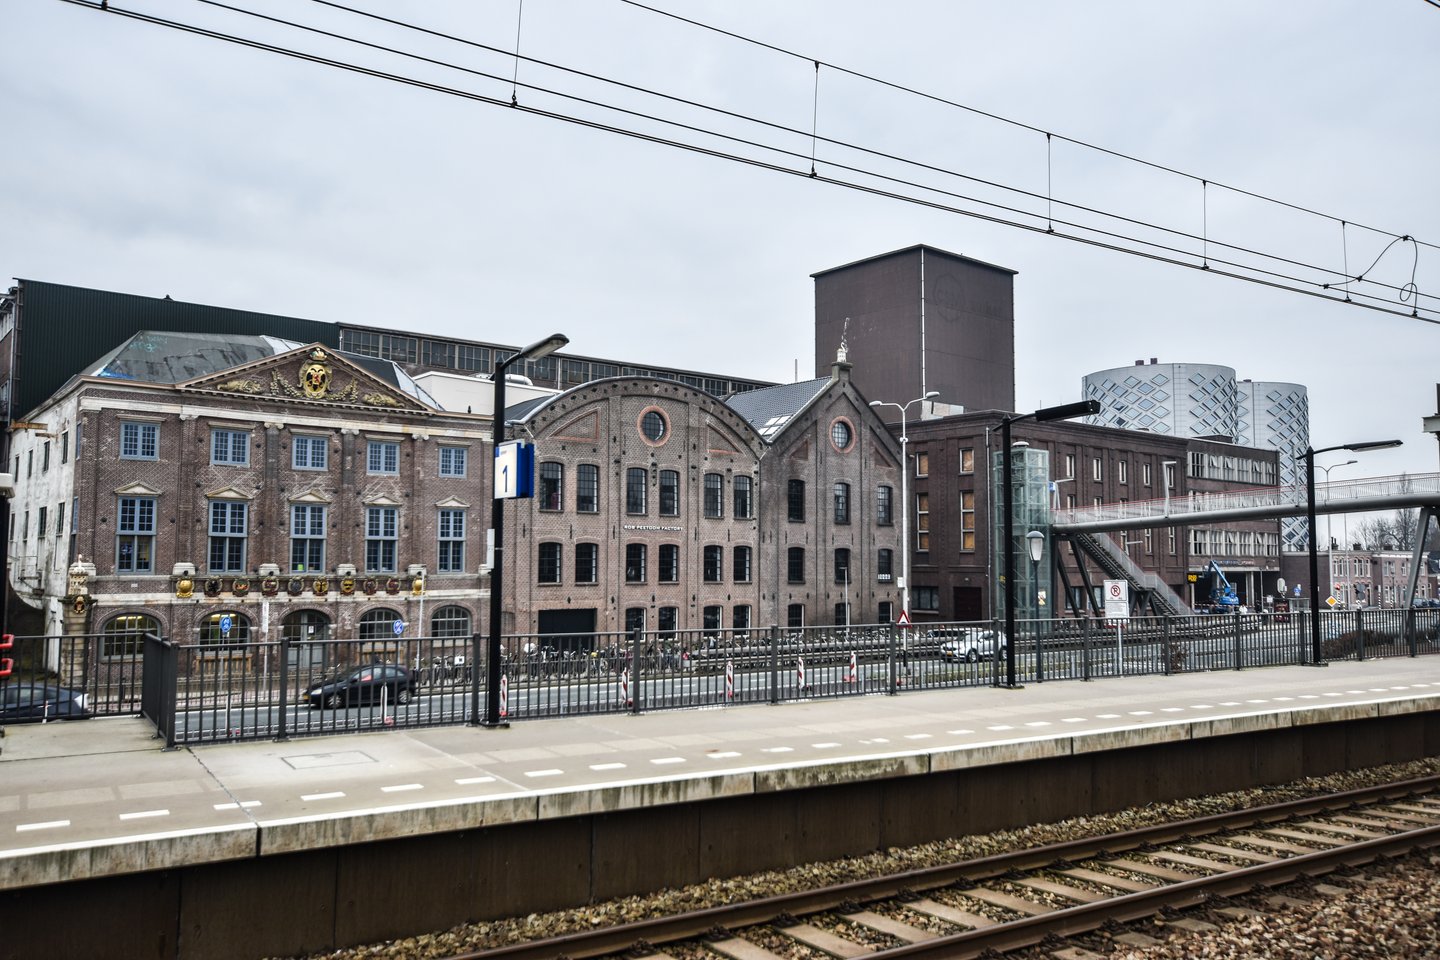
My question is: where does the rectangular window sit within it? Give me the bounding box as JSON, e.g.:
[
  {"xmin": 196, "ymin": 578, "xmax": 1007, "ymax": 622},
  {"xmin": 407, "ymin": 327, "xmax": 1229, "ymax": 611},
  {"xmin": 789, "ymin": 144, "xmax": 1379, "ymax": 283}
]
[
  {"xmin": 659, "ymin": 543, "xmax": 679, "ymax": 583},
  {"xmin": 659, "ymin": 469, "xmax": 679, "ymax": 517},
  {"xmin": 913, "ymin": 586, "xmax": 939, "ymax": 611},
  {"xmin": 60, "ymin": 432, "xmax": 68, "ymax": 465},
  {"xmin": 117, "ymin": 496, "xmax": 156, "ymax": 572},
  {"xmin": 833, "ymin": 482, "xmax": 850, "ymax": 524},
  {"xmin": 438, "ymin": 509, "xmax": 466, "ymax": 572},
  {"xmin": 626, "ymin": 468, "xmax": 647, "ymax": 514},
  {"xmin": 732, "ymin": 545, "xmax": 752, "ymax": 583},
  {"xmin": 55, "ymin": 502, "xmax": 65, "ymax": 539},
  {"xmin": 877, "ymin": 548, "xmax": 893, "ymax": 581},
  {"xmin": 574, "ymin": 543, "xmax": 598, "ymax": 583},
  {"xmin": 658, "ymin": 606, "xmax": 677, "ymax": 637},
  {"xmin": 120, "ymin": 421, "xmax": 158, "ymax": 460},
  {"xmin": 539, "ymin": 462, "xmax": 563, "ymax": 511},
  {"xmin": 833, "ymin": 602, "xmax": 850, "ymax": 626},
  {"xmin": 365, "ymin": 506, "xmax": 398, "ymax": 572},
  {"xmin": 1142, "ymin": 462, "xmax": 1153, "ymax": 486},
  {"xmin": 211, "ymin": 429, "xmax": 250, "ymax": 466},
  {"xmin": 915, "ymin": 492, "xmax": 930, "ymax": 552},
  {"xmin": 733, "ymin": 605, "xmax": 751, "ymax": 632},
  {"xmin": 577, "ymin": 464, "xmax": 600, "ymax": 513},
  {"xmin": 787, "ymin": 547, "xmax": 804, "ymax": 583},
  {"xmin": 368, "ymin": 440, "xmax": 400, "ymax": 475},
  {"xmin": 439, "ymin": 446, "xmax": 467, "ymax": 478},
  {"xmin": 959, "ymin": 448, "xmax": 974, "ymax": 474},
  {"xmin": 787, "ymin": 479, "xmax": 805, "ymax": 522},
  {"xmin": 915, "ymin": 452, "xmax": 929, "ymax": 477},
  {"xmin": 733, "ymin": 476, "xmax": 753, "ymax": 519},
  {"xmin": 1091, "ymin": 457, "xmax": 1103, "ymax": 481},
  {"xmin": 787, "ymin": 603, "xmax": 805, "ymax": 629},
  {"xmin": 41, "ymin": 441, "xmax": 50, "ymax": 472},
  {"xmin": 703, "ymin": 473, "xmax": 724, "ymax": 518},
  {"xmin": 834, "ymin": 547, "xmax": 851, "ymax": 584},
  {"xmin": 1167, "ymin": 527, "xmax": 1177, "ymax": 556},
  {"xmin": 876, "ymin": 485, "xmax": 893, "ymax": 526},
  {"xmin": 1118, "ymin": 460, "xmax": 1128, "ymax": 484},
  {"xmin": 703, "ymin": 605, "xmax": 722, "ymax": 633},
  {"xmin": 538, "ymin": 542, "xmax": 561, "ymax": 583},
  {"xmin": 960, "ymin": 491, "xmax": 976, "ymax": 551},
  {"xmin": 290, "ymin": 504, "xmax": 327, "ymax": 573},
  {"xmin": 625, "ymin": 543, "xmax": 647, "ymax": 583},
  {"xmin": 207, "ymin": 500, "xmax": 248, "ymax": 573},
  {"xmin": 703, "ymin": 545, "xmax": 723, "ymax": 583},
  {"xmin": 292, "ymin": 435, "xmax": 329, "ymax": 470},
  {"xmin": 37, "ymin": 506, "xmax": 47, "ymax": 538},
  {"xmin": 1065, "ymin": 453, "xmax": 1076, "ymax": 478}
]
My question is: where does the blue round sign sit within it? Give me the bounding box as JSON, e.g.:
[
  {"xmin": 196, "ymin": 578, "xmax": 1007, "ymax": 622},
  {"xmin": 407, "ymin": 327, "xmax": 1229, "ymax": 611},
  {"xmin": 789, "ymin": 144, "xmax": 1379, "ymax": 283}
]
[
  {"xmin": 219, "ymin": 614, "xmax": 233, "ymax": 637},
  {"xmin": 392, "ymin": 619, "xmax": 405, "ymax": 636}
]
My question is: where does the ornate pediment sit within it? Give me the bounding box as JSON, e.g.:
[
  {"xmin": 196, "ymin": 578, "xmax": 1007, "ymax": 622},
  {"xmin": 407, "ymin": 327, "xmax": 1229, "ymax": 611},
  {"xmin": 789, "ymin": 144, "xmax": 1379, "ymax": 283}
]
[
  {"xmin": 205, "ymin": 486, "xmax": 254, "ymax": 501},
  {"xmin": 180, "ymin": 344, "xmax": 430, "ymax": 414},
  {"xmin": 114, "ymin": 481, "xmax": 163, "ymax": 497},
  {"xmin": 289, "ymin": 489, "xmax": 333, "ymax": 504},
  {"xmin": 435, "ymin": 495, "xmax": 470, "ymax": 509},
  {"xmin": 363, "ymin": 494, "xmax": 403, "ymax": 507}
]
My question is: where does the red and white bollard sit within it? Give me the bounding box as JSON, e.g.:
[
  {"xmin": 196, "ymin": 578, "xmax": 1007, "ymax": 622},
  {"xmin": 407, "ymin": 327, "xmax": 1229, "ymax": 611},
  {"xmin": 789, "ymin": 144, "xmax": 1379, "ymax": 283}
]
[
  {"xmin": 619, "ymin": 667, "xmax": 631, "ymax": 706},
  {"xmin": 499, "ymin": 674, "xmax": 509, "ymax": 718},
  {"xmin": 797, "ymin": 656, "xmax": 809, "ymax": 691},
  {"xmin": 845, "ymin": 651, "xmax": 858, "ymax": 683},
  {"xmin": 725, "ymin": 659, "xmax": 735, "ymax": 700}
]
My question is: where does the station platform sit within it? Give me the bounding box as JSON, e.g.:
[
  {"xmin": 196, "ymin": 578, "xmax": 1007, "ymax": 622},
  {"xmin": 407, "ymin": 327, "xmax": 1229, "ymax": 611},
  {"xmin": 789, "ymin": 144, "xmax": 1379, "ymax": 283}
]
[{"xmin": 5, "ymin": 656, "xmax": 1439, "ymax": 895}]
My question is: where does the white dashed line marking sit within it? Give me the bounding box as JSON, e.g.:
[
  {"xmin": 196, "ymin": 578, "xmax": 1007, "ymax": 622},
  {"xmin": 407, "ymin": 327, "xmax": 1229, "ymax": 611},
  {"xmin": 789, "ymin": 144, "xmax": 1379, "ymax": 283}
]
[
  {"xmin": 16, "ymin": 820, "xmax": 70, "ymax": 832},
  {"xmin": 1219, "ymin": 702, "xmax": 1242, "ymax": 706},
  {"xmin": 904, "ymin": 733, "xmax": 934, "ymax": 740},
  {"xmin": 761, "ymin": 747, "xmax": 794, "ymax": 754},
  {"xmin": 525, "ymin": 769, "xmax": 564, "ymax": 778},
  {"xmin": 651, "ymin": 757, "xmax": 686, "ymax": 765},
  {"xmin": 1190, "ymin": 704, "xmax": 1214, "ymax": 709},
  {"xmin": 120, "ymin": 809, "xmax": 171, "ymax": 820},
  {"xmin": 1161, "ymin": 707, "xmax": 1184, "ymax": 713},
  {"xmin": 212, "ymin": 800, "xmax": 262, "ymax": 811},
  {"xmin": 1298, "ymin": 695, "xmax": 1319, "ymax": 700},
  {"xmin": 812, "ymin": 742, "xmax": 841, "ymax": 749},
  {"xmin": 302, "ymin": 792, "xmax": 346, "ymax": 801},
  {"xmin": 947, "ymin": 729, "xmax": 974, "ymax": 735},
  {"xmin": 381, "ymin": 784, "xmax": 423, "ymax": 793},
  {"xmin": 589, "ymin": 763, "xmax": 626, "ymax": 771},
  {"xmin": 1097, "ymin": 714, "xmax": 1121, "ymax": 719},
  {"xmin": 1323, "ymin": 692, "xmax": 1343, "ymax": 697},
  {"xmin": 1272, "ymin": 697, "xmax": 1294, "ymax": 702},
  {"xmin": 454, "ymin": 777, "xmax": 495, "ymax": 786},
  {"xmin": 1060, "ymin": 717, "xmax": 1087, "ymax": 723},
  {"xmin": 1025, "ymin": 721, "xmax": 1051, "ymax": 728},
  {"xmin": 1129, "ymin": 711, "xmax": 1154, "ymax": 716},
  {"xmin": 988, "ymin": 725, "xmax": 1014, "ymax": 731},
  {"xmin": 708, "ymin": 751, "xmax": 742, "ymax": 759}
]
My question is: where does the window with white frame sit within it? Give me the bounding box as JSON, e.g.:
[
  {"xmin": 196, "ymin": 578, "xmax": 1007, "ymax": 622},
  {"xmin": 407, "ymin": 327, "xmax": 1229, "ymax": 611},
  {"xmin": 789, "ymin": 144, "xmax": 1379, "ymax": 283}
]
[
  {"xmin": 292, "ymin": 435, "xmax": 328, "ymax": 470},
  {"xmin": 659, "ymin": 543, "xmax": 679, "ymax": 583},
  {"xmin": 733, "ymin": 476, "xmax": 753, "ymax": 519},
  {"xmin": 703, "ymin": 473, "xmax": 724, "ymax": 518},
  {"xmin": 438, "ymin": 445, "xmax": 467, "ymax": 477},
  {"xmin": 117, "ymin": 496, "xmax": 156, "ymax": 573},
  {"xmin": 365, "ymin": 506, "xmax": 398, "ymax": 572},
  {"xmin": 367, "ymin": 440, "xmax": 400, "ymax": 475},
  {"xmin": 538, "ymin": 542, "xmax": 561, "ymax": 583},
  {"xmin": 290, "ymin": 504, "xmax": 326, "ymax": 573},
  {"xmin": 207, "ymin": 500, "xmax": 248, "ymax": 573},
  {"xmin": 211, "ymin": 429, "xmax": 250, "ymax": 466},
  {"xmin": 732, "ymin": 545, "xmax": 752, "ymax": 583},
  {"xmin": 120, "ymin": 421, "xmax": 158, "ymax": 460},
  {"xmin": 574, "ymin": 543, "xmax": 598, "ymax": 583},
  {"xmin": 577, "ymin": 464, "xmax": 600, "ymax": 513},
  {"xmin": 438, "ymin": 509, "xmax": 466, "ymax": 572},
  {"xmin": 659, "ymin": 469, "xmax": 680, "ymax": 516}
]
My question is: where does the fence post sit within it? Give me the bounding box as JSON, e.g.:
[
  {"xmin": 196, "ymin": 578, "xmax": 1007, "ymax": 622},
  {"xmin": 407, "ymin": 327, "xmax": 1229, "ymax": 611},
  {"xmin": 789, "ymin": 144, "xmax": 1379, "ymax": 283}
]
[
  {"xmin": 1408, "ymin": 607, "xmax": 1419, "ymax": 657},
  {"xmin": 768, "ymin": 624, "xmax": 780, "ymax": 704},
  {"xmin": 162, "ymin": 636, "xmax": 178, "ymax": 750},
  {"xmin": 887, "ymin": 619, "xmax": 898, "ymax": 695},
  {"xmin": 629, "ymin": 625, "xmax": 642, "ymax": 713},
  {"xmin": 275, "ymin": 634, "xmax": 291, "ymax": 742},
  {"xmin": 1082, "ymin": 617, "xmax": 1092, "ymax": 681},
  {"xmin": 1355, "ymin": 608, "xmax": 1366, "ymax": 662},
  {"xmin": 1034, "ymin": 619, "xmax": 1044, "ymax": 684},
  {"xmin": 1232, "ymin": 607, "xmax": 1243, "ymax": 670},
  {"xmin": 1163, "ymin": 616, "xmax": 1173, "ymax": 677}
]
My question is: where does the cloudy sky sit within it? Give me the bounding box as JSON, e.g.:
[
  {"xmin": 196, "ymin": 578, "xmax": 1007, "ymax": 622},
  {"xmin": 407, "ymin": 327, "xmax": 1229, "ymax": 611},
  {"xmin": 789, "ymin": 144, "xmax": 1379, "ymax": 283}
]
[{"xmin": 5, "ymin": 1, "xmax": 1438, "ymax": 478}]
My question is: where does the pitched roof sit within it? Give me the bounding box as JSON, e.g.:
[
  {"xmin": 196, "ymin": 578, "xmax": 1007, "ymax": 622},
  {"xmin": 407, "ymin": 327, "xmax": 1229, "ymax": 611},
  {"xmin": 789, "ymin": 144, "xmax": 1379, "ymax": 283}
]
[{"xmin": 724, "ymin": 377, "xmax": 830, "ymax": 441}]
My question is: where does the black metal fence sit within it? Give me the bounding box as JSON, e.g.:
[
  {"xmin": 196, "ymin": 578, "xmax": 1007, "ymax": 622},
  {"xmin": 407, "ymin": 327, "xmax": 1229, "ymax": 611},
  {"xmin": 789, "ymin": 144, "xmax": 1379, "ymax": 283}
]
[{"xmin": 5, "ymin": 608, "xmax": 1438, "ymax": 745}]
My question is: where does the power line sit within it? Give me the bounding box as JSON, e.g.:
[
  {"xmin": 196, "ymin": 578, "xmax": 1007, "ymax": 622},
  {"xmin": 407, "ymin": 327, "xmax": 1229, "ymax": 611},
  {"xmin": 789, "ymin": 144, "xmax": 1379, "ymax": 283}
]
[{"xmin": 62, "ymin": 0, "xmax": 1437, "ymax": 324}]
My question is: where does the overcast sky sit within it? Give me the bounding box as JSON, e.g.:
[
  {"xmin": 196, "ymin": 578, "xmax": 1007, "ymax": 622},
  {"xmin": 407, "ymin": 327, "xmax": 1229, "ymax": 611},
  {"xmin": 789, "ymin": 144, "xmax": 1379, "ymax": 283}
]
[{"xmin": 5, "ymin": 1, "xmax": 1438, "ymax": 478}]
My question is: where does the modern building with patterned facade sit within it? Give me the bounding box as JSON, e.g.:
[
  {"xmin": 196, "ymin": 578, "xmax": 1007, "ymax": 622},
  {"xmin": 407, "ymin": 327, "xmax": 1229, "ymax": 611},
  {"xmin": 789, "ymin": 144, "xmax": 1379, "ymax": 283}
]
[{"xmin": 1081, "ymin": 359, "xmax": 1309, "ymax": 549}]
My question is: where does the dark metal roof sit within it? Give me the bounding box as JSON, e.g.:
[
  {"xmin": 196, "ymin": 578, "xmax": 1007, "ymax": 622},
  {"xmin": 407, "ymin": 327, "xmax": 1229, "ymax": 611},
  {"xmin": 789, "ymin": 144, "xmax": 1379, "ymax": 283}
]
[
  {"xmin": 723, "ymin": 377, "xmax": 830, "ymax": 441},
  {"xmin": 809, "ymin": 243, "xmax": 1018, "ymax": 279},
  {"xmin": 89, "ymin": 332, "xmax": 297, "ymax": 383}
]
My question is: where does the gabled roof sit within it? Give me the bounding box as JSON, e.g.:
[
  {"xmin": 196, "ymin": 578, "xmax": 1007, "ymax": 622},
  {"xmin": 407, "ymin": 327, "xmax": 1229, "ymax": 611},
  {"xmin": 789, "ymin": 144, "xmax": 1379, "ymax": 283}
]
[{"xmin": 723, "ymin": 377, "xmax": 830, "ymax": 441}]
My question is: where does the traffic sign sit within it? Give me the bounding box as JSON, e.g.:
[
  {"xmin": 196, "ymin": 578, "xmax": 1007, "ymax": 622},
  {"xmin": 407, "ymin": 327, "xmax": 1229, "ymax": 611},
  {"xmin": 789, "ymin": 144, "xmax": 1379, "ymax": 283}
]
[
  {"xmin": 392, "ymin": 619, "xmax": 406, "ymax": 636},
  {"xmin": 219, "ymin": 614, "xmax": 233, "ymax": 638},
  {"xmin": 1103, "ymin": 579, "xmax": 1130, "ymax": 621},
  {"xmin": 895, "ymin": 609, "xmax": 911, "ymax": 627}
]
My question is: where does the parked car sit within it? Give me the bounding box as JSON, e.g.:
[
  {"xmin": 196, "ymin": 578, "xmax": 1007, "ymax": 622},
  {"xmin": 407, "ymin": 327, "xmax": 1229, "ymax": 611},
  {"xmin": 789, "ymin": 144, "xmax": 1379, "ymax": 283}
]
[
  {"xmin": 0, "ymin": 682, "xmax": 92, "ymax": 722},
  {"xmin": 933, "ymin": 628, "xmax": 1008, "ymax": 663},
  {"xmin": 306, "ymin": 664, "xmax": 413, "ymax": 709}
]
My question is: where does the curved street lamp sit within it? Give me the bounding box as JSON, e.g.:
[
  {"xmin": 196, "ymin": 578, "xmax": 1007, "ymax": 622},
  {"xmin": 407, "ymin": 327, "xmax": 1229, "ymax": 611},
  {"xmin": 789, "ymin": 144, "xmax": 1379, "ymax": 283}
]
[
  {"xmin": 1299, "ymin": 440, "xmax": 1400, "ymax": 667},
  {"xmin": 479, "ymin": 333, "xmax": 569, "ymax": 727},
  {"xmin": 869, "ymin": 391, "xmax": 939, "ymax": 622}
]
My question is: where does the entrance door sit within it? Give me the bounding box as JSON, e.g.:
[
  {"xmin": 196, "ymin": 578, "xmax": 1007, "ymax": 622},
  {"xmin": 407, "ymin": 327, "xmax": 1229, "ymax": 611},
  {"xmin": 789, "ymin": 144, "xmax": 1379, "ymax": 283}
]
[
  {"xmin": 537, "ymin": 608, "xmax": 598, "ymax": 653},
  {"xmin": 952, "ymin": 586, "xmax": 983, "ymax": 622}
]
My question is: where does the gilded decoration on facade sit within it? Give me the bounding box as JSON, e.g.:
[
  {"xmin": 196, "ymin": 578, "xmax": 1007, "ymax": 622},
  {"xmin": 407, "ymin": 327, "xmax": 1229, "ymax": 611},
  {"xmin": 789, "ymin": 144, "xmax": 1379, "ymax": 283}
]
[
  {"xmin": 232, "ymin": 578, "xmax": 251, "ymax": 597},
  {"xmin": 261, "ymin": 576, "xmax": 279, "ymax": 597},
  {"xmin": 176, "ymin": 577, "xmax": 195, "ymax": 599},
  {"xmin": 215, "ymin": 378, "xmax": 265, "ymax": 395},
  {"xmin": 312, "ymin": 577, "xmax": 330, "ymax": 596},
  {"xmin": 340, "ymin": 576, "xmax": 356, "ymax": 596}
]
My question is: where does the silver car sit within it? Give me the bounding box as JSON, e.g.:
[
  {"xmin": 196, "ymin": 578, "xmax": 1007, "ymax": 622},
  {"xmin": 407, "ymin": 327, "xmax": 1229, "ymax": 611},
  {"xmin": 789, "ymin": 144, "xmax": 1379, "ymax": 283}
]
[{"xmin": 935, "ymin": 628, "xmax": 1008, "ymax": 663}]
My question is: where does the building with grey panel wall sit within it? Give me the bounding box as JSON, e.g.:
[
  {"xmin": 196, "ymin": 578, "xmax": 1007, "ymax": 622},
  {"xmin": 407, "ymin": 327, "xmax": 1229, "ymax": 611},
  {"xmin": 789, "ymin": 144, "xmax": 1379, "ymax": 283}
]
[{"xmin": 812, "ymin": 245, "xmax": 1016, "ymax": 414}]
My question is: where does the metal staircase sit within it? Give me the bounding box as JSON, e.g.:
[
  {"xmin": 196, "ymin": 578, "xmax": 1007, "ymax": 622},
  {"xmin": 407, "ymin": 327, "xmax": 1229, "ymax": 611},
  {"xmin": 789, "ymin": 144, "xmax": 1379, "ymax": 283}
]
[{"xmin": 1068, "ymin": 531, "xmax": 1194, "ymax": 617}]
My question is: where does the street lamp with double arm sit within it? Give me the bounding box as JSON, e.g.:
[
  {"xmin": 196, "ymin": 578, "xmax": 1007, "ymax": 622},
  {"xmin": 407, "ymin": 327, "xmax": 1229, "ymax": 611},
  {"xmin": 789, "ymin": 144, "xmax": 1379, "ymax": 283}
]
[{"xmin": 869, "ymin": 391, "xmax": 939, "ymax": 621}]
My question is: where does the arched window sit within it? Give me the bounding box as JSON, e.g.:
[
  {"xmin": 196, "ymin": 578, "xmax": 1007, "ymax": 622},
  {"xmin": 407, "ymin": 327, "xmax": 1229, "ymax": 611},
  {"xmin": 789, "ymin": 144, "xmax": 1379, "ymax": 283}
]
[
  {"xmin": 430, "ymin": 605, "xmax": 472, "ymax": 638},
  {"xmin": 198, "ymin": 611, "xmax": 250, "ymax": 648},
  {"xmin": 102, "ymin": 612, "xmax": 160, "ymax": 660},
  {"xmin": 282, "ymin": 609, "xmax": 331, "ymax": 669},
  {"xmin": 359, "ymin": 608, "xmax": 403, "ymax": 641}
]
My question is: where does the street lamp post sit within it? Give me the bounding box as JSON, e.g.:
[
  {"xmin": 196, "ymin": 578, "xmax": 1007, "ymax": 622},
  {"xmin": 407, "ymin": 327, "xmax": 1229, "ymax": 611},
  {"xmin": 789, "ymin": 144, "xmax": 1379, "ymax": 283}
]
[
  {"xmin": 1300, "ymin": 440, "xmax": 1400, "ymax": 667},
  {"xmin": 1001, "ymin": 399, "xmax": 1101, "ymax": 688},
  {"xmin": 869, "ymin": 391, "xmax": 939, "ymax": 622},
  {"xmin": 1027, "ymin": 530, "xmax": 1044, "ymax": 682},
  {"xmin": 1318, "ymin": 459, "xmax": 1358, "ymax": 603},
  {"xmin": 480, "ymin": 333, "xmax": 569, "ymax": 727}
]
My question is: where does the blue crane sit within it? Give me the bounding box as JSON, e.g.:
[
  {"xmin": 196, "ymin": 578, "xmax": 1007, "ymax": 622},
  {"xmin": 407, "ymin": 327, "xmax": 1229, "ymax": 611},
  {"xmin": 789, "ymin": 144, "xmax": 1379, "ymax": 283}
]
[{"xmin": 1207, "ymin": 560, "xmax": 1240, "ymax": 608}]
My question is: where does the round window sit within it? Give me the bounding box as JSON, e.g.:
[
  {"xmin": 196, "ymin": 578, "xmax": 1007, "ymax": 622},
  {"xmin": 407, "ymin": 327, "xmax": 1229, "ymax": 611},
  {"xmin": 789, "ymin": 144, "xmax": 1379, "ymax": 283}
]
[
  {"xmin": 830, "ymin": 419, "xmax": 853, "ymax": 450},
  {"xmin": 640, "ymin": 409, "xmax": 668, "ymax": 443}
]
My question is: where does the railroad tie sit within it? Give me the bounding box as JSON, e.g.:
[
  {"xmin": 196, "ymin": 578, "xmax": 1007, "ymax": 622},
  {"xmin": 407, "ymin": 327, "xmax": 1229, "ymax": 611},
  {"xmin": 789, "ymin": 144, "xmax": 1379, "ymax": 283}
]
[
  {"xmin": 708, "ymin": 938, "xmax": 789, "ymax": 960},
  {"xmin": 962, "ymin": 887, "xmax": 1056, "ymax": 916},
  {"xmin": 1227, "ymin": 834, "xmax": 1328, "ymax": 856},
  {"xmin": 905, "ymin": 898, "xmax": 996, "ymax": 929},
  {"xmin": 780, "ymin": 923, "xmax": 875, "ymax": 958},
  {"xmin": 844, "ymin": 910, "xmax": 930, "ymax": 943},
  {"xmin": 1016, "ymin": 876, "xmax": 1109, "ymax": 904},
  {"xmin": 1054, "ymin": 866, "xmax": 1156, "ymax": 893},
  {"xmin": 1147, "ymin": 850, "xmax": 1232, "ymax": 872},
  {"xmin": 1101, "ymin": 858, "xmax": 1195, "ymax": 883},
  {"xmin": 1303, "ymin": 820, "xmax": 1386, "ymax": 839},
  {"xmin": 1186, "ymin": 841, "xmax": 1279, "ymax": 863},
  {"xmin": 1260, "ymin": 827, "xmax": 1346, "ymax": 847}
]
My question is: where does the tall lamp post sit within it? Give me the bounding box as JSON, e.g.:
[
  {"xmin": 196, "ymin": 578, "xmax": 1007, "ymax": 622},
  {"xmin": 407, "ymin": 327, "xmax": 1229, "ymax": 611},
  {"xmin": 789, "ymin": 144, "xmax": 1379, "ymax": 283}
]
[
  {"xmin": 1001, "ymin": 400, "xmax": 1101, "ymax": 688},
  {"xmin": 1318, "ymin": 459, "xmax": 1357, "ymax": 604},
  {"xmin": 1300, "ymin": 440, "xmax": 1400, "ymax": 667},
  {"xmin": 481, "ymin": 333, "xmax": 569, "ymax": 727},
  {"xmin": 869, "ymin": 391, "xmax": 939, "ymax": 621}
]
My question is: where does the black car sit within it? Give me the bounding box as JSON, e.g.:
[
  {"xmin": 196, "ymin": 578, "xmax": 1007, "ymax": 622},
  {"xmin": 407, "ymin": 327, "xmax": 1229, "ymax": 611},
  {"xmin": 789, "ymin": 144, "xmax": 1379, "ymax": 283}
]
[
  {"xmin": 305, "ymin": 664, "xmax": 413, "ymax": 709},
  {"xmin": 1, "ymin": 682, "xmax": 92, "ymax": 722}
]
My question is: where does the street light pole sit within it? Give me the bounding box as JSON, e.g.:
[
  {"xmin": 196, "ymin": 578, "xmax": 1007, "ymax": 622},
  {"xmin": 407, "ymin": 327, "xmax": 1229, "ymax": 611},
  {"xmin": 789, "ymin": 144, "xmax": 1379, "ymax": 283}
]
[
  {"xmin": 1001, "ymin": 400, "xmax": 1101, "ymax": 688},
  {"xmin": 870, "ymin": 391, "xmax": 938, "ymax": 622},
  {"xmin": 481, "ymin": 333, "xmax": 568, "ymax": 728},
  {"xmin": 1317, "ymin": 459, "xmax": 1357, "ymax": 604},
  {"xmin": 1300, "ymin": 440, "xmax": 1400, "ymax": 667}
]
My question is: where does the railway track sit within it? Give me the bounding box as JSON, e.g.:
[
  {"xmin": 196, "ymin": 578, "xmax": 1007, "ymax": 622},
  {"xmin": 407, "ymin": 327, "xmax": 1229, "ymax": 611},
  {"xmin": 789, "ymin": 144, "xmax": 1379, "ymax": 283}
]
[{"xmin": 442, "ymin": 774, "xmax": 1440, "ymax": 960}]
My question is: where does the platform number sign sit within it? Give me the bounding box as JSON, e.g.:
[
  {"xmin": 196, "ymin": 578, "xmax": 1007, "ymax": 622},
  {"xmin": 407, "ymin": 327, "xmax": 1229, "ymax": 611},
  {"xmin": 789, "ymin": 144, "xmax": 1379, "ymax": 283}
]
[
  {"xmin": 494, "ymin": 440, "xmax": 535, "ymax": 500},
  {"xmin": 219, "ymin": 614, "xmax": 233, "ymax": 638}
]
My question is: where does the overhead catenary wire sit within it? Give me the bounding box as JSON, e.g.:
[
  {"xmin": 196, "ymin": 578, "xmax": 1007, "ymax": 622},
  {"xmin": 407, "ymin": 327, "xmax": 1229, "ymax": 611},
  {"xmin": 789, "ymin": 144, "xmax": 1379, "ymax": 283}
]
[{"xmin": 64, "ymin": 0, "xmax": 1437, "ymax": 325}]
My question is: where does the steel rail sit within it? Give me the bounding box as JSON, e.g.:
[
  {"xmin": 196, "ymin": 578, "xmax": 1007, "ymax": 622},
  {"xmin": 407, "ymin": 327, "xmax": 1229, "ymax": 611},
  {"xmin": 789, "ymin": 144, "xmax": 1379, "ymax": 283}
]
[{"xmin": 444, "ymin": 774, "xmax": 1440, "ymax": 960}]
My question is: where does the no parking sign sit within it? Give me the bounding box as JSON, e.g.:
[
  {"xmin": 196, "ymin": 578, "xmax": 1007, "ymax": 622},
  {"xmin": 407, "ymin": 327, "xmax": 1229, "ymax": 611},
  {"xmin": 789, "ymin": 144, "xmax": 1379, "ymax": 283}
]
[{"xmin": 1103, "ymin": 579, "xmax": 1129, "ymax": 621}]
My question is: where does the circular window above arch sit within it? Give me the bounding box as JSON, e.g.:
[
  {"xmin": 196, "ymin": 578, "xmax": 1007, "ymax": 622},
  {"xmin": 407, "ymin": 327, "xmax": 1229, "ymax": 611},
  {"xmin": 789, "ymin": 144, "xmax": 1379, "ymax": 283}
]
[
  {"xmin": 830, "ymin": 417, "xmax": 855, "ymax": 453},
  {"xmin": 638, "ymin": 407, "xmax": 669, "ymax": 446}
]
